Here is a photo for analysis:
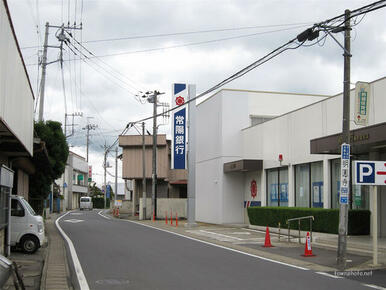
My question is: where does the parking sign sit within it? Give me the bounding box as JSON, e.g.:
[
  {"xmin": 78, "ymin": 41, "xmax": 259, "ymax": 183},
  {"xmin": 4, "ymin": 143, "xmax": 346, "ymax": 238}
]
[{"xmin": 354, "ymin": 161, "xmax": 386, "ymax": 185}]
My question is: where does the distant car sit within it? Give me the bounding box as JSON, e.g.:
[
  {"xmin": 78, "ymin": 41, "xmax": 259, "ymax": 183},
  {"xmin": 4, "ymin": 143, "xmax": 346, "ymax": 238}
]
[{"xmin": 80, "ymin": 196, "xmax": 93, "ymax": 210}]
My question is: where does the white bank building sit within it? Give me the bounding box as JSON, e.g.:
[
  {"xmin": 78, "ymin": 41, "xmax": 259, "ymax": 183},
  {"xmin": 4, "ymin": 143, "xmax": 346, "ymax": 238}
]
[{"xmin": 195, "ymin": 77, "xmax": 386, "ymax": 237}]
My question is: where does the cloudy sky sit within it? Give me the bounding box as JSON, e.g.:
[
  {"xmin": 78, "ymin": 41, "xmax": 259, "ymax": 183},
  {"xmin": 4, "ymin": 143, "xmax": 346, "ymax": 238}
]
[{"xmin": 7, "ymin": 0, "xmax": 386, "ymax": 186}]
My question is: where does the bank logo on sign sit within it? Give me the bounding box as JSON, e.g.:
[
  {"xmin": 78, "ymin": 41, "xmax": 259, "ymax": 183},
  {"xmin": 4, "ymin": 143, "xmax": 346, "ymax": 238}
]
[{"xmin": 356, "ymin": 162, "xmax": 375, "ymax": 184}]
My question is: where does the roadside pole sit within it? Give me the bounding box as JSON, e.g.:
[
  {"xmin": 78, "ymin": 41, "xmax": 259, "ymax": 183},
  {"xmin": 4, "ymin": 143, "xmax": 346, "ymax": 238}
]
[
  {"xmin": 142, "ymin": 122, "xmax": 147, "ymax": 220},
  {"xmin": 337, "ymin": 9, "xmax": 351, "ymax": 270},
  {"xmin": 371, "ymin": 185, "xmax": 378, "ymax": 266}
]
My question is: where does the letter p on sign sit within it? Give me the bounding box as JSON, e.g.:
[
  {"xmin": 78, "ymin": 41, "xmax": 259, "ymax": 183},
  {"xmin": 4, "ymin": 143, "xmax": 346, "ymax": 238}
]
[{"xmin": 356, "ymin": 162, "xmax": 375, "ymax": 184}]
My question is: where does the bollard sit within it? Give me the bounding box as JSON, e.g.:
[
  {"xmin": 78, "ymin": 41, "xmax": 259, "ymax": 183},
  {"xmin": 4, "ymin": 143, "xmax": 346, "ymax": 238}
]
[
  {"xmin": 170, "ymin": 210, "xmax": 173, "ymax": 225},
  {"xmin": 278, "ymin": 222, "xmax": 281, "ymax": 241},
  {"xmin": 176, "ymin": 213, "xmax": 178, "ymax": 227},
  {"xmin": 165, "ymin": 211, "xmax": 168, "ymax": 224}
]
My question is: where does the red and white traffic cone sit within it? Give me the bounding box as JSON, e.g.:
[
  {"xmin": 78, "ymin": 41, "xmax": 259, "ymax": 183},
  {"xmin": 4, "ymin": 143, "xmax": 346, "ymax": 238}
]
[
  {"xmin": 262, "ymin": 226, "xmax": 273, "ymax": 247},
  {"xmin": 302, "ymin": 232, "xmax": 315, "ymax": 257}
]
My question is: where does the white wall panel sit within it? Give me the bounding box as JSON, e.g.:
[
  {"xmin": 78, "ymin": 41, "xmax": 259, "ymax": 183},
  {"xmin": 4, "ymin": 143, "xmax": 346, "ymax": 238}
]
[{"xmin": 0, "ymin": 2, "xmax": 34, "ymax": 155}]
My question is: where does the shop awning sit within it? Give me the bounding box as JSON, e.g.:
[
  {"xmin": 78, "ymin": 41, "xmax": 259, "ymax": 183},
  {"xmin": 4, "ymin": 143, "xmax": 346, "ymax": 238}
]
[
  {"xmin": 223, "ymin": 159, "xmax": 263, "ymax": 173},
  {"xmin": 310, "ymin": 122, "xmax": 386, "ymax": 155}
]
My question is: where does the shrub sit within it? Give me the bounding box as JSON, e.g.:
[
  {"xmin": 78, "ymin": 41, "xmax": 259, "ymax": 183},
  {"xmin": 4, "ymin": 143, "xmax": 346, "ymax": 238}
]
[{"xmin": 247, "ymin": 207, "xmax": 370, "ymax": 235}]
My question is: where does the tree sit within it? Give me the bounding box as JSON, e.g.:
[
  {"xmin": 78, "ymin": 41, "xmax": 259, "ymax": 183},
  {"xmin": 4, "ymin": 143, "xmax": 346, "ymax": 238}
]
[{"xmin": 29, "ymin": 121, "xmax": 69, "ymax": 200}]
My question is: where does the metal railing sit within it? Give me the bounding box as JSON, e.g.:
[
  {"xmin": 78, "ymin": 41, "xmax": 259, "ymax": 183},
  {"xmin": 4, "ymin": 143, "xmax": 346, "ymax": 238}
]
[{"xmin": 286, "ymin": 216, "xmax": 314, "ymax": 243}]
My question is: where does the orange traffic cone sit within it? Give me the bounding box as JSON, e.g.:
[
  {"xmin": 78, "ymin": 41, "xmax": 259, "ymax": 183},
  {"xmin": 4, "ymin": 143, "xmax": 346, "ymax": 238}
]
[
  {"xmin": 263, "ymin": 226, "xmax": 273, "ymax": 247},
  {"xmin": 302, "ymin": 232, "xmax": 315, "ymax": 257},
  {"xmin": 175, "ymin": 213, "xmax": 178, "ymax": 227},
  {"xmin": 165, "ymin": 211, "xmax": 168, "ymax": 224}
]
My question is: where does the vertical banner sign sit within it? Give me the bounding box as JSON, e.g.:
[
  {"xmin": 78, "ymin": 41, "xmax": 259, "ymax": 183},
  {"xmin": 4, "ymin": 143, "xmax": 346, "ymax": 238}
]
[
  {"xmin": 171, "ymin": 83, "xmax": 188, "ymax": 169},
  {"xmin": 340, "ymin": 143, "xmax": 350, "ymax": 204},
  {"xmin": 88, "ymin": 166, "xmax": 92, "ymax": 182},
  {"xmin": 354, "ymin": 82, "xmax": 370, "ymax": 126}
]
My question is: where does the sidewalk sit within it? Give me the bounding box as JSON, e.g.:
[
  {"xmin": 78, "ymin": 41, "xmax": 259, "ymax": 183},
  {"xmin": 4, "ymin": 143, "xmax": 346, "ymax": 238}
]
[
  {"xmin": 3, "ymin": 213, "xmax": 72, "ymax": 290},
  {"xmin": 41, "ymin": 213, "xmax": 73, "ymax": 290}
]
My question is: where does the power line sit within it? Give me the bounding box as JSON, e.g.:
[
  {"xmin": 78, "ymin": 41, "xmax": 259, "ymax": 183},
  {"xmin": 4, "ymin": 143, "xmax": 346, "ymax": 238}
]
[
  {"xmin": 20, "ymin": 22, "xmax": 312, "ymax": 49},
  {"xmin": 83, "ymin": 22, "xmax": 313, "ymax": 43}
]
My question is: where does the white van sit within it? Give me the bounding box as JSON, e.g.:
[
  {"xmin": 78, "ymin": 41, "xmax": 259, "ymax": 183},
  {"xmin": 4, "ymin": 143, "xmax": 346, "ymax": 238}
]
[
  {"xmin": 10, "ymin": 195, "xmax": 45, "ymax": 254},
  {"xmin": 80, "ymin": 196, "xmax": 92, "ymax": 210}
]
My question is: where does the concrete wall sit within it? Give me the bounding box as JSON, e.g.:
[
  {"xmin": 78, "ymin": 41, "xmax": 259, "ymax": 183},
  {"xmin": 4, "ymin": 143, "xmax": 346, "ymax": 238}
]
[
  {"xmin": 0, "ymin": 229, "xmax": 4, "ymax": 255},
  {"xmin": 137, "ymin": 198, "xmax": 187, "ymax": 219},
  {"xmin": 16, "ymin": 169, "xmax": 29, "ymax": 200}
]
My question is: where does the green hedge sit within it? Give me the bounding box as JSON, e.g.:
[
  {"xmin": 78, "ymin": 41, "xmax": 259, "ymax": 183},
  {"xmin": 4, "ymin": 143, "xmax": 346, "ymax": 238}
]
[
  {"xmin": 92, "ymin": 197, "xmax": 110, "ymax": 209},
  {"xmin": 247, "ymin": 207, "xmax": 370, "ymax": 235}
]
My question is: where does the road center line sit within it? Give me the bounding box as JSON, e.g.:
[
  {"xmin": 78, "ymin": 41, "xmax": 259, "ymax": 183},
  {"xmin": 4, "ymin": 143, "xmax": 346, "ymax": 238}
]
[
  {"xmin": 315, "ymin": 272, "xmax": 343, "ymax": 279},
  {"xmin": 56, "ymin": 212, "xmax": 90, "ymax": 290},
  {"xmin": 124, "ymin": 220, "xmax": 309, "ymax": 271}
]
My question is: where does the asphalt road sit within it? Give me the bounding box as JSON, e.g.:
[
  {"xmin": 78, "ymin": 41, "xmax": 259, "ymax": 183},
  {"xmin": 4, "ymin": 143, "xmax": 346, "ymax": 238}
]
[{"xmin": 58, "ymin": 210, "xmax": 376, "ymax": 290}]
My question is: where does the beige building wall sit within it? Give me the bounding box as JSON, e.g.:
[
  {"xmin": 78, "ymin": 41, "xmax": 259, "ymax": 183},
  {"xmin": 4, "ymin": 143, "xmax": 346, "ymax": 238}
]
[{"xmin": 120, "ymin": 135, "xmax": 169, "ymax": 179}]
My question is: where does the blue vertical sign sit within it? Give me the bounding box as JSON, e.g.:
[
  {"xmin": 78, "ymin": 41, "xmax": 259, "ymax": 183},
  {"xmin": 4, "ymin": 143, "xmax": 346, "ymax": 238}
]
[
  {"xmin": 340, "ymin": 143, "xmax": 350, "ymax": 204},
  {"xmin": 171, "ymin": 83, "xmax": 188, "ymax": 169}
]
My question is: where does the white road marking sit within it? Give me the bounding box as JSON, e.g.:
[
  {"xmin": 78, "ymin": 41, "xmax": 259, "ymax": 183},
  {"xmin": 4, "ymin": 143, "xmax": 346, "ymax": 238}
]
[
  {"xmin": 70, "ymin": 213, "xmax": 83, "ymax": 216},
  {"xmin": 362, "ymin": 284, "xmax": 386, "ymax": 290},
  {"xmin": 64, "ymin": 219, "xmax": 84, "ymax": 223},
  {"xmin": 98, "ymin": 210, "xmax": 111, "ymax": 220},
  {"xmin": 124, "ymin": 220, "xmax": 309, "ymax": 271},
  {"xmin": 199, "ymin": 230, "xmax": 244, "ymax": 241},
  {"xmin": 56, "ymin": 212, "xmax": 90, "ymax": 290},
  {"xmin": 315, "ymin": 272, "xmax": 343, "ymax": 279}
]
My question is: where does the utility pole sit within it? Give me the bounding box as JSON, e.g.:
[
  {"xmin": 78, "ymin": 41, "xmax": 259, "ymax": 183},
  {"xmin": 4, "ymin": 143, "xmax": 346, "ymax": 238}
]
[
  {"xmin": 141, "ymin": 90, "xmax": 164, "ymax": 219},
  {"xmin": 37, "ymin": 23, "xmax": 81, "ymax": 122},
  {"xmin": 142, "ymin": 122, "xmax": 147, "ymax": 219},
  {"xmin": 83, "ymin": 117, "xmax": 97, "ymax": 162},
  {"xmin": 38, "ymin": 22, "xmax": 49, "ymax": 122},
  {"xmin": 337, "ymin": 9, "xmax": 351, "ymax": 270},
  {"xmin": 103, "ymin": 142, "xmax": 108, "ymax": 209}
]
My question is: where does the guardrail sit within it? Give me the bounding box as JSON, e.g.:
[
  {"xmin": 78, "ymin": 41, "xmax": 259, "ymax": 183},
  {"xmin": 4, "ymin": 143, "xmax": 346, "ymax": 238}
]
[{"xmin": 286, "ymin": 216, "xmax": 314, "ymax": 243}]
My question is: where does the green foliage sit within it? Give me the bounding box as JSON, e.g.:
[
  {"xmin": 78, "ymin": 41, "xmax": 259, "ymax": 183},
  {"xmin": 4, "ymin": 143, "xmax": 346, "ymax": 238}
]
[
  {"xmin": 29, "ymin": 121, "xmax": 69, "ymax": 200},
  {"xmin": 34, "ymin": 121, "xmax": 69, "ymax": 179},
  {"xmin": 247, "ymin": 207, "xmax": 370, "ymax": 235},
  {"xmin": 92, "ymin": 197, "xmax": 110, "ymax": 209}
]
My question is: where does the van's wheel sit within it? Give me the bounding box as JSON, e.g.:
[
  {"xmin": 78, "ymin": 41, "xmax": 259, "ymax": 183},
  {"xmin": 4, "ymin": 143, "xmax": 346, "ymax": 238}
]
[{"xmin": 20, "ymin": 235, "xmax": 39, "ymax": 254}]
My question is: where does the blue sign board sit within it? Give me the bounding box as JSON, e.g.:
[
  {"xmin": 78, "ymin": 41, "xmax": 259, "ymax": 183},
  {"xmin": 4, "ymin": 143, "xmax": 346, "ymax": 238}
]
[
  {"xmin": 172, "ymin": 83, "xmax": 188, "ymax": 169},
  {"xmin": 340, "ymin": 143, "xmax": 350, "ymax": 204},
  {"xmin": 173, "ymin": 108, "xmax": 186, "ymax": 169},
  {"xmin": 106, "ymin": 185, "xmax": 111, "ymax": 199}
]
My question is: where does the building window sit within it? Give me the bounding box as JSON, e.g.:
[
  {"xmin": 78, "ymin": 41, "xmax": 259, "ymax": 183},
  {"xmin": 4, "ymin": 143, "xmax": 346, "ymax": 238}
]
[
  {"xmin": 295, "ymin": 162, "xmax": 324, "ymax": 208},
  {"xmin": 311, "ymin": 162, "xmax": 323, "ymax": 208},
  {"xmin": 331, "ymin": 159, "xmax": 340, "ymax": 209},
  {"xmin": 266, "ymin": 167, "xmax": 288, "ymax": 207},
  {"xmin": 295, "ymin": 164, "xmax": 309, "ymax": 207}
]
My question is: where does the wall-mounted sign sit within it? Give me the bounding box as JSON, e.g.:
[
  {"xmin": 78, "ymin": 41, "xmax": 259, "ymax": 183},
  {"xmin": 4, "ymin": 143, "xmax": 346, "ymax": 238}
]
[
  {"xmin": 354, "ymin": 81, "xmax": 370, "ymax": 126},
  {"xmin": 250, "ymin": 180, "xmax": 257, "ymax": 199}
]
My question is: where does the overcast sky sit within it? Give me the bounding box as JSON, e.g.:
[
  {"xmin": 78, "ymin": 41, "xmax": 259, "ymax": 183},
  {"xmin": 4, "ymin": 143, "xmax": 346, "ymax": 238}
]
[{"xmin": 7, "ymin": 0, "xmax": 386, "ymax": 186}]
